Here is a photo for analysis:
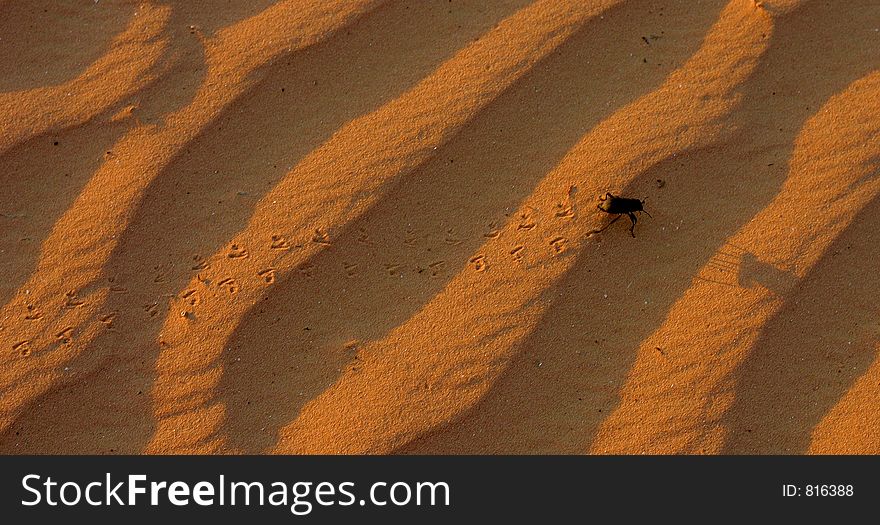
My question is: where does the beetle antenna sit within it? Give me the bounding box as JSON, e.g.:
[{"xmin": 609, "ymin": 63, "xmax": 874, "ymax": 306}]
[{"xmin": 640, "ymin": 199, "xmax": 653, "ymax": 218}]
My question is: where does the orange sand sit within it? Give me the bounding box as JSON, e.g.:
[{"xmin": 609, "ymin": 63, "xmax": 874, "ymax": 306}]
[{"xmin": 1, "ymin": 0, "xmax": 879, "ymax": 454}]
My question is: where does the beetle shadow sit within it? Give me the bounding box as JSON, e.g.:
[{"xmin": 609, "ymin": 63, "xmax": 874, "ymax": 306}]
[
  {"xmin": 697, "ymin": 246, "xmax": 797, "ymax": 295},
  {"xmin": 720, "ymin": 188, "xmax": 880, "ymax": 453},
  {"xmin": 398, "ymin": 0, "xmax": 880, "ymax": 453},
  {"xmin": 736, "ymin": 252, "xmax": 798, "ymax": 295}
]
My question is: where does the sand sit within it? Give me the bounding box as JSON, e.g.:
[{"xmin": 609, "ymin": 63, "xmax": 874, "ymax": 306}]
[{"xmin": 0, "ymin": 0, "xmax": 878, "ymax": 454}]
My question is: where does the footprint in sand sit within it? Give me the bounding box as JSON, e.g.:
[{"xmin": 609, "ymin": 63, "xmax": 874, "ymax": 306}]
[
  {"xmin": 257, "ymin": 268, "xmax": 276, "ymax": 284},
  {"xmin": 550, "ymin": 236, "xmax": 568, "ymax": 254},
  {"xmin": 227, "ymin": 244, "xmax": 249, "ymax": 259},
  {"xmin": 555, "ymin": 203, "xmax": 574, "ymax": 219},
  {"xmin": 356, "ymin": 228, "xmax": 373, "ymax": 245},
  {"xmin": 270, "ymin": 235, "xmax": 290, "ymax": 250},
  {"xmin": 312, "ymin": 229, "xmax": 331, "ymax": 246},
  {"xmin": 470, "ymin": 255, "xmax": 488, "ymax": 272},
  {"xmin": 191, "ymin": 255, "xmax": 209, "ymax": 270},
  {"xmin": 444, "ymin": 228, "xmax": 464, "ymax": 246},
  {"xmin": 13, "ymin": 341, "xmax": 31, "ymax": 356},
  {"xmin": 429, "ymin": 261, "xmax": 446, "ymax": 276},
  {"xmin": 63, "ymin": 291, "xmax": 85, "ymax": 308},
  {"xmin": 510, "ymin": 246, "xmax": 525, "ymax": 261},
  {"xmin": 181, "ymin": 289, "xmax": 200, "ymax": 306},
  {"xmin": 99, "ymin": 313, "xmax": 116, "ymax": 329},
  {"xmin": 217, "ymin": 278, "xmax": 239, "ymax": 294},
  {"xmin": 24, "ymin": 305, "xmax": 43, "ymax": 321},
  {"xmin": 385, "ymin": 263, "xmax": 404, "ymax": 276},
  {"xmin": 143, "ymin": 301, "xmax": 160, "ymax": 317},
  {"xmin": 403, "ymin": 228, "xmax": 419, "ymax": 247},
  {"xmin": 517, "ymin": 215, "xmax": 536, "ymax": 231},
  {"xmin": 55, "ymin": 327, "xmax": 74, "ymax": 344},
  {"xmin": 483, "ymin": 222, "xmax": 502, "ymax": 239},
  {"xmin": 343, "ymin": 262, "xmax": 359, "ymax": 278}
]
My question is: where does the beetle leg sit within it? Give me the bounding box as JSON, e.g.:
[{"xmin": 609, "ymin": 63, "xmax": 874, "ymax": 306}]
[
  {"xmin": 627, "ymin": 212, "xmax": 638, "ymax": 237},
  {"xmin": 589, "ymin": 213, "xmax": 622, "ymax": 235}
]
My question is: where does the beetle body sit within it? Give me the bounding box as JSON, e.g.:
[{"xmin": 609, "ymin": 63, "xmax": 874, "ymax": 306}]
[
  {"xmin": 594, "ymin": 192, "xmax": 652, "ymax": 237},
  {"xmin": 598, "ymin": 194, "xmax": 646, "ymax": 214}
]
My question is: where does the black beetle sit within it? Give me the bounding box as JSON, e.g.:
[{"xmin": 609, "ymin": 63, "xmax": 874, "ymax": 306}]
[{"xmin": 592, "ymin": 192, "xmax": 652, "ymax": 237}]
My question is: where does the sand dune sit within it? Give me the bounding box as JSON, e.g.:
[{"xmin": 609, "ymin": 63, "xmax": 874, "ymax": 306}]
[{"xmin": 1, "ymin": 0, "xmax": 878, "ymax": 454}]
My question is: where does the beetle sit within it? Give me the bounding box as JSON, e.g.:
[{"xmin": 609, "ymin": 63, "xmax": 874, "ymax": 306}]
[{"xmin": 592, "ymin": 192, "xmax": 652, "ymax": 237}]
